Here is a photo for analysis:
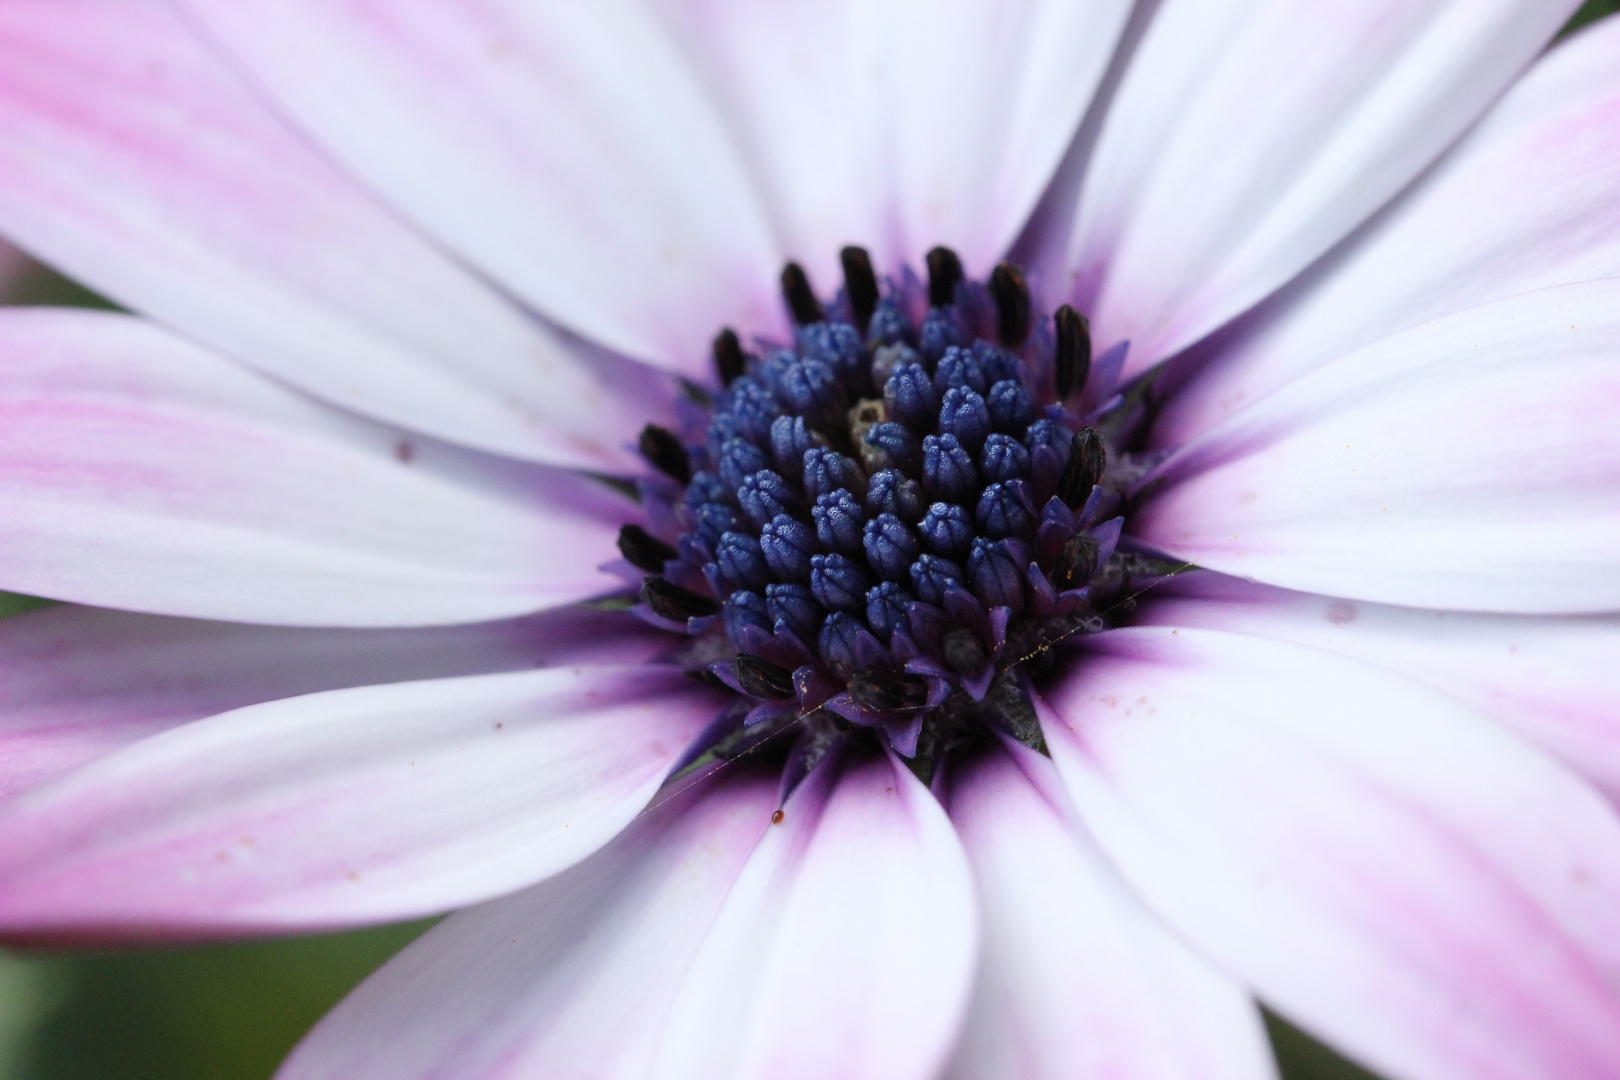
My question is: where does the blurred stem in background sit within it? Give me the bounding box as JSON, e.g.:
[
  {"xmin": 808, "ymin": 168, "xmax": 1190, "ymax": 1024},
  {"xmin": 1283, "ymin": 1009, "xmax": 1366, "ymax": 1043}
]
[{"xmin": 1, "ymin": 2, "xmax": 1615, "ymax": 1075}]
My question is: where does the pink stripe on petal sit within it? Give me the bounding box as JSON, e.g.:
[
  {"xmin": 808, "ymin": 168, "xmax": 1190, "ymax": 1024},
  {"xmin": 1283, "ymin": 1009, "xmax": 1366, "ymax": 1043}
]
[
  {"xmin": 180, "ymin": 0, "xmax": 786, "ymax": 374},
  {"xmin": 1137, "ymin": 279, "xmax": 1620, "ymax": 614},
  {"xmin": 275, "ymin": 770, "xmax": 777, "ymax": 1080},
  {"xmin": 1136, "ymin": 573, "xmax": 1620, "ymax": 804},
  {"xmin": 1043, "ymin": 626, "xmax": 1620, "ymax": 1080},
  {"xmin": 1161, "ymin": 13, "xmax": 1620, "ymax": 444},
  {"xmin": 0, "ymin": 603, "xmax": 668, "ymax": 801},
  {"xmin": 943, "ymin": 740, "xmax": 1277, "ymax": 1080},
  {"xmin": 0, "ymin": 663, "xmax": 726, "ymax": 937},
  {"xmin": 0, "ymin": 0, "xmax": 662, "ymax": 469},
  {"xmin": 1066, "ymin": 0, "xmax": 1579, "ymax": 377},
  {"xmin": 0, "ymin": 309, "xmax": 624, "ymax": 625},
  {"xmin": 652, "ymin": 751, "xmax": 978, "ymax": 1080}
]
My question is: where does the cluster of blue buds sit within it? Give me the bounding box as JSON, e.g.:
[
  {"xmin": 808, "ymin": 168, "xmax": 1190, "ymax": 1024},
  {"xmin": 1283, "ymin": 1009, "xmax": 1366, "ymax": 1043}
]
[{"xmin": 620, "ymin": 245, "xmax": 1146, "ymax": 780}]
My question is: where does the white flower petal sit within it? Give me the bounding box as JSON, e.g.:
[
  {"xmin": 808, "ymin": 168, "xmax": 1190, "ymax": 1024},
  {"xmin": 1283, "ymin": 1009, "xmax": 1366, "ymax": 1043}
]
[
  {"xmin": 1043, "ymin": 625, "xmax": 1620, "ymax": 1080},
  {"xmin": 0, "ymin": 603, "xmax": 667, "ymax": 802},
  {"xmin": 180, "ymin": 0, "xmax": 787, "ymax": 374},
  {"xmin": 1162, "ymin": 14, "xmax": 1620, "ymax": 443},
  {"xmin": 944, "ymin": 740, "xmax": 1277, "ymax": 1080},
  {"xmin": 647, "ymin": 0, "xmax": 1132, "ymax": 286},
  {"xmin": 0, "ymin": 308, "xmax": 625, "ymax": 626},
  {"xmin": 0, "ymin": 664, "xmax": 724, "ymax": 935},
  {"xmin": 651, "ymin": 751, "xmax": 978, "ymax": 1080},
  {"xmin": 275, "ymin": 771, "xmax": 779, "ymax": 1080},
  {"xmin": 0, "ymin": 0, "xmax": 659, "ymax": 468},
  {"xmin": 1136, "ymin": 279, "xmax": 1620, "ymax": 614},
  {"xmin": 1066, "ymin": 0, "xmax": 1579, "ymax": 376},
  {"xmin": 1136, "ymin": 573, "xmax": 1620, "ymax": 804}
]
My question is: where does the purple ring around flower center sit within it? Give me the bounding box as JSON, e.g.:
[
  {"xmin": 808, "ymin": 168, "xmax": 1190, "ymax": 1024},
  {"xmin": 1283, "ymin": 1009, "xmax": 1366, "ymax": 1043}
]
[{"xmin": 622, "ymin": 245, "xmax": 1175, "ymax": 786}]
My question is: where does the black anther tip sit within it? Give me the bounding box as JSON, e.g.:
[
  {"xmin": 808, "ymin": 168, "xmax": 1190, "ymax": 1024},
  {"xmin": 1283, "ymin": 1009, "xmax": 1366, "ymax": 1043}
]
[
  {"xmin": 640, "ymin": 576, "xmax": 720, "ymax": 621},
  {"xmin": 736, "ymin": 654, "xmax": 795, "ymax": 700},
  {"xmin": 1053, "ymin": 532, "xmax": 1101, "ymax": 591},
  {"xmin": 638, "ymin": 424, "xmax": 691, "ymax": 484},
  {"xmin": 988, "ymin": 261, "xmax": 1031, "ymax": 347},
  {"xmin": 780, "ymin": 261, "xmax": 823, "ymax": 326},
  {"xmin": 839, "ymin": 245, "xmax": 879, "ymax": 333},
  {"xmin": 712, "ymin": 328, "xmax": 746, "ymax": 386},
  {"xmin": 1056, "ymin": 428, "xmax": 1107, "ymax": 509},
  {"xmin": 925, "ymin": 246, "xmax": 964, "ymax": 308},
  {"xmin": 1053, "ymin": 304, "xmax": 1091, "ymax": 399},
  {"xmin": 617, "ymin": 524, "xmax": 676, "ymax": 572}
]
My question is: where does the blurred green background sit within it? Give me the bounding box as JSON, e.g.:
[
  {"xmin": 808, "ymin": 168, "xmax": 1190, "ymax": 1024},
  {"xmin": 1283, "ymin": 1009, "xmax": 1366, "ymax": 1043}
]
[{"xmin": 1, "ymin": 3, "xmax": 1616, "ymax": 1076}]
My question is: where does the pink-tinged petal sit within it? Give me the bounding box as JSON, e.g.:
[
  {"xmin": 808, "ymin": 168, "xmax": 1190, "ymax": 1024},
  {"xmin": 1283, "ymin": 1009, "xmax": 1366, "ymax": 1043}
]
[
  {"xmin": 1137, "ymin": 573, "xmax": 1620, "ymax": 804},
  {"xmin": 1065, "ymin": 0, "xmax": 1579, "ymax": 377},
  {"xmin": 1136, "ymin": 280, "xmax": 1620, "ymax": 614},
  {"xmin": 275, "ymin": 770, "xmax": 778, "ymax": 1080},
  {"xmin": 652, "ymin": 751, "xmax": 977, "ymax": 1080},
  {"xmin": 0, "ymin": 603, "xmax": 667, "ymax": 802},
  {"xmin": 647, "ymin": 0, "xmax": 1131, "ymax": 287},
  {"xmin": 179, "ymin": 0, "xmax": 785, "ymax": 375},
  {"xmin": 0, "ymin": 0, "xmax": 663, "ymax": 469},
  {"xmin": 0, "ymin": 663, "xmax": 725, "ymax": 938},
  {"xmin": 0, "ymin": 309, "xmax": 626, "ymax": 626},
  {"xmin": 943, "ymin": 740, "xmax": 1277, "ymax": 1080},
  {"xmin": 1162, "ymin": 14, "xmax": 1620, "ymax": 444},
  {"xmin": 1043, "ymin": 626, "xmax": 1620, "ymax": 1080}
]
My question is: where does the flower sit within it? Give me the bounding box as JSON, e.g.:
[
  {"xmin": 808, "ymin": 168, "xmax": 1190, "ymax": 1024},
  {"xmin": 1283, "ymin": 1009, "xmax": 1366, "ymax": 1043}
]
[{"xmin": 1, "ymin": 1, "xmax": 1619, "ymax": 1078}]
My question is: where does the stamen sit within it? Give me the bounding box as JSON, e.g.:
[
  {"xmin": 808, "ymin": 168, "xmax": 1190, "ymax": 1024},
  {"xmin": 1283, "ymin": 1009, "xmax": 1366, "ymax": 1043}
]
[
  {"xmin": 1056, "ymin": 428, "xmax": 1107, "ymax": 508},
  {"xmin": 1054, "ymin": 532, "xmax": 1100, "ymax": 591},
  {"xmin": 926, "ymin": 246, "xmax": 965, "ymax": 308},
  {"xmin": 641, "ymin": 576, "xmax": 720, "ymax": 620},
  {"xmin": 988, "ymin": 261, "xmax": 1031, "ymax": 347},
  {"xmin": 840, "ymin": 245, "xmax": 880, "ymax": 333},
  {"xmin": 638, "ymin": 424, "xmax": 691, "ymax": 484},
  {"xmin": 1053, "ymin": 305, "xmax": 1090, "ymax": 399},
  {"xmin": 780, "ymin": 261, "xmax": 822, "ymax": 326},
  {"xmin": 712, "ymin": 328, "xmax": 746, "ymax": 386},
  {"xmin": 736, "ymin": 654, "xmax": 795, "ymax": 700},
  {"xmin": 617, "ymin": 524, "xmax": 675, "ymax": 572}
]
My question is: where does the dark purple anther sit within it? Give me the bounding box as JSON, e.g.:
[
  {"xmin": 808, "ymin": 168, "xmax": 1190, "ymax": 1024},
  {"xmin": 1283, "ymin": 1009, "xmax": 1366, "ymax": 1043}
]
[
  {"xmin": 716, "ymin": 531, "xmax": 772, "ymax": 589},
  {"xmin": 1053, "ymin": 304, "xmax": 1090, "ymax": 399},
  {"xmin": 866, "ymin": 469, "xmax": 926, "ymax": 523},
  {"xmin": 926, "ymin": 246, "xmax": 964, "ymax": 308},
  {"xmin": 967, "ymin": 538, "xmax": 1025, "ymax": 612},
  {"xmin": 863, "ymin": 513, "xmax": 921, "ymax": 580},
  {"xmin": 819, "ymin": 611, "xmax": 865, "ymax": 677},
  {"xmin": 910, "ymin": 553, "xmax": 965, "ymax": 605},
  {"xmin": 797, "ymin": 321, "xmax": 863, "ymax": 379},
  {"xmin": 934, "ymin": 346, "xmax": 988, "ymax": 394},
  {"xmin": 980, "ymin": 433, "xmax": 1031, "ymax": 483},
  {"xmin": 766, "ymin": 582, "xmax": 823, "ymax": 640},
  {"xmin": 717, "ymin": 437, "xmax": 771, "ymax": 492},
  {"xmin": 810, "ymin": 552, "xmax": 871, "ymax": 611},
  {"xmin": 812, "ymin": 489, "xmax": 866, "ymax": 553},
  {"xmin": 760, "ymin": 514, "xmax": 818, "ymax": 579},
  {"xmin": 694, "ymin": 500, "xmax": 749, "ymax": 552},
  {"xmin": 804, "ymin": 447, "xmax": 866, "ymax": 500},
  {"xmin": 917, "ymin": 308, "xmax": 962, "ymax": 364},
  {"xmin": 638, "ymin": 424, "xmax": 691, "ymax": 484},
  {"xmin": 939, "ymin": 387, "xmax": 992, "ymax": 453},
  {"xmin": 1023, "ymin": 418, "xmax": 1070, "ymax": 455},
  {"xmin": 986, "ymin": 379, "xmax": 1034, "ymax": 434},
  {"xmin": 865, "ymin": 581, "xmax": 914, "ymax": 643},
  {"xmin": 771, "ymin": 356, "xmax": 846, "ymax": 431},
  {"xmin": 840, "ymin": 245, "xmax": 879, "ymax": 334},
  {"xmin": 770, "ymin": 415, "xmax": 819, "ymax": 472},
  {"xmin": 988, "ymin": 261, "xmax": 1030, "ymax": 347},
  {"xmin": 976, "ymin": 482, "xmax": 1035, "ymax": 540},
  {"xmin": 781, "ymin": 262, "xmax": 822, "ymax": 326},
  {"xmin": 723, "ymin": 589, "xmax": 770, "ymax": 638},
  {"xmin": 864, "ymin": 421, "xmax": 921, "ymax": 472},
  {"xmin": 712, "ymin": 328, "xmax": 747, "ymax": 387},
  {"xmin": 1056, "ymin": 428, "xmax": 1107, "ymax": 509},
  {"xmin": 884, "ymin": 363, "xmax": 939, "ymax": 430},
  {"xmin": 918, "ymin": 502, "xmax": 974, "ymax": 559},
  {"xmin": 737, "ymin": 469, "xmax": 799, "ymax": 528},
  {"xmin": 617, "ymin": 524, "xmax": 675, "ymax": 572},
  {"xmin": 922, "ymin": 433, "xmax": 978, "ymax": 502}
]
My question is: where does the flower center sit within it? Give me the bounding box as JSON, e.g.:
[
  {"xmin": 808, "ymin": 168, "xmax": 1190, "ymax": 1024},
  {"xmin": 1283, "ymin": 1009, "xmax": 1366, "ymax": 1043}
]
[{"xmin": 622, "ymin": 246, "xmax": 1158, "ymax": 783}]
